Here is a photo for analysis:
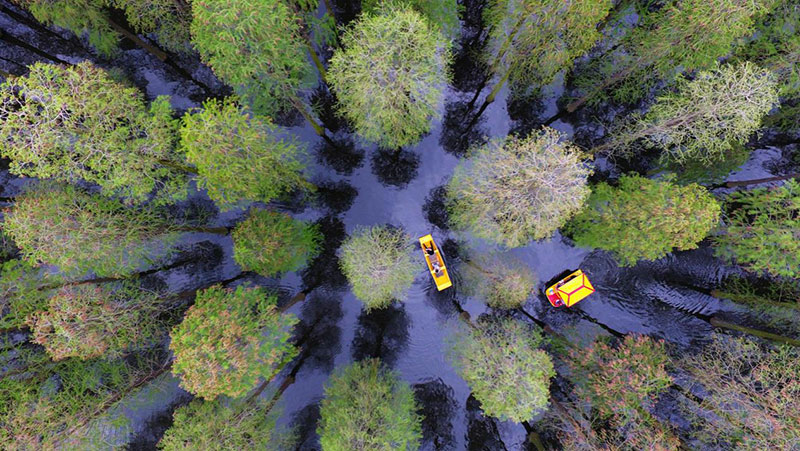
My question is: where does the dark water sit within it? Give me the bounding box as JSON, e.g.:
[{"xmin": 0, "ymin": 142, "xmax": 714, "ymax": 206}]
[{"xmin": 0, "ymin": 1, "xmax": 792, "ymax": 449}]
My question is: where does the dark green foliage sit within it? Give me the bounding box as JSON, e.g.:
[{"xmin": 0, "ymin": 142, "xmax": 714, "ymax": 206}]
[
  {"xmin": 483, "ymin": 0, "xmax": 611, "ymax": 87},
  {"xmin": 328, "ymin": 3, "xmax": 450, "ymax": 148},
  {"xmin": 714, "ymin": 179, "xmax": 800, "ymax": 278},
  {"xmin": 3, "ymin": 183, "xmax": 180, "ymax": 278},
  {"xmin": 447, "ymin": 128, "xmax": 591, "ymax": 247},
  {"xmin": 318, "ymin": 359, "xmax": 422, "ymax": 450},
  {"xmin": 109, "ymin": 0, "xmax": 192, "ymax": 52},
  {"xmin": 180, "ymin": 98, "xmax": 310, "ymax": 209},
  {"xmin": 159, "ymin": 397, "xmax": 296, "ymax": 450},
  {"xmin": 339, "ymin": 225, "xmax": 417, "ymax": 310},
  {"xmin": 448, "ymin": 318, "xmax": 554, "ymax": 422},
  {"xmin": 0, "ymin": 62, "xmax": 187, "ymax": 205},
  {"xmin": 169, "ymin": 285, "xmax": 298, "ymax": 399},
  {"xmin": 232, "ymin": 209, "xmax": 322, "ymax": 277},
  {"xmin": 190, "ymin": 0, "xmax": 315, "ymax": 116},
  {"xmin": 568, "ymin": 175, "xmax": 720, "ymax": 266},
  {"xmin": 27, "ymin": 281, "xmax": 166, "ymax": 360},
  {"xmin": 362, "ymin": 0, "xmax": 461, "ymax": 39}
]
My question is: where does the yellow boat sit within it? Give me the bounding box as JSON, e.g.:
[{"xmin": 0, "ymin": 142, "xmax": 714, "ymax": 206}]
[
  {"xmin": 419, "ymin": 234, "xmax": 452, "ymax": 291},
  {"xmin": 545, "ymin": 269, "xmax": 594, "ymax": 307}
]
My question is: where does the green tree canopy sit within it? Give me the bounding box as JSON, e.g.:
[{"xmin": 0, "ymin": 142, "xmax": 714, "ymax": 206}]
[
  {"xmin": 568, "ymin": 175, "xmax": 720, "ymax": 266},
  {"xmin": 462, "ymin": 253, "xmax": 536, "ymax": 309},
  {"xmin": 362, "ymin": 0, "xmax": 461, "ymax": 40},
  {"xmin": 180, "ymin": 98, "xmax": 310, "ymax": 210},
  {"xmin": 483, "ymin": 0, "xmax": 611, "ymax": 88},
  {"xmin": 317, "ymin": 359, "xmax": 422, "ymax": 450},
  {"xmin": 681, "ymin": 335, "xmax": 800, "ymax": 448},
  {"xmin": 232, "ymin": 209, "xmax": 322, "ymax": 277},
  {"xmin": 159, "ymin": 398, "xmax": 296, "ymax": 450},
  {"xmin": 328, "ymin": 3, "xmax": 450, "ymax": 148},
  {"xmin": 190, "ymin": 0, "xmax": 315, "ymax": 116},
  {"xmin": 562, "ymin": 334, "xmax": 678, "ymax": 449},
  {"xmin": 447, "ymin": 128, "xmax": 591, "ymax": 247},
  {"xmin": 3, "ymin": 183, "xmax": 180, "ymax": 278},
  {"xmin": 601, "ymin": 62, "xmax": 778, "ymax": 167},
  {"xmin": 448, "ymin": 318, "xmax": 555, "ymax": 422},
  {"xmin": 27, "ymin": 282, "xmax": 165, "ymax": 361},
  {"xmin": 0, "ymin": 62, "xmax": 188, "ymax": 205},
  {"xmin": 169, "ymin": 285, "xmax": 298, "ymax": 399},
  {"xmin": 713, "ymin": 179, "xmax": 800, "ymax": 278},
  {"xmin": 339, "ymin": 225, "xmax": 417, "ymax": 310}
]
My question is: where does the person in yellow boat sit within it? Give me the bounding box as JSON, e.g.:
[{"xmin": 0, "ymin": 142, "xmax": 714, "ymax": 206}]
[
  {"xmin": 432, "ymin": 261, "xmax": 443, "ymax": 277},
  {"xmin": 425, "ymin": 243, "xmax": 435, "ymax": 256}
]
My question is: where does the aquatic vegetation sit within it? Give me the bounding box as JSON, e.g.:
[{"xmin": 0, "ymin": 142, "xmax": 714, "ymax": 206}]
[
  {"xmin": 339, "ymin": 225, "xmax": 417, "ymax": 310},
  {"xmin": 169, "ymin": 285, "xmax": 298, "ymax": 399},
  {"xmin": 448, "ymin": 318, "xmax": 554, "ymax": 422},
  {"xmin": 568, "ymin": 175, "xmax": 721, "ymax": 266},
  {"xmin": 448, "ymin": 128, "xmax": 591, "ymax": 247},
  {"xmin": 461, "ymin": 253, "xmax": 537, "ymax": 309},
  {"xmin": 317, "ymin": 359, "xmax": 422, "ymax": 450}
]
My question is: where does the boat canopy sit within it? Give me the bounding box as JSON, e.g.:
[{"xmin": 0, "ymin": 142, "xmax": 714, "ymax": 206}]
[{"xmin": 556, "ymin": 271, "xmax": 595, "ymax": 307}]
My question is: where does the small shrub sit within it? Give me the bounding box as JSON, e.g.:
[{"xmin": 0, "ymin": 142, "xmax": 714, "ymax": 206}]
[
  {"xmin": 170, "ymin": 285, "xmax": 298, "ymax": 399},
  {"xmin": 463, "ymin": 253, "xmax": 536, "ymax": 309},
  {"xmin": 159, "ymin": 397, "xmax": 296, "ymax": 450},
  {"xmin": 318, "ymin": 358, "xmax": 422, "ymax": 450},
  {"xmin": 233, "ymin": 209, "xmax": 322, "ymax": 277},
  {"xmin": 448, "ymin": 318, "xmax": 555, "ymax": 422},
  {"xmin": 568, "ymin": 175, "xmax": 720, "ymax": 266},
  {"xmin": 0, "ymin": 259, "xmax": 54, "ymax": 330},
  {"xmin": 27, "ymin": 282, "xmax": 165, "ymax": 360},
  {"xmin": 339, "ymin": 225, "xmax": 417, "ymax": 310},
  {"xmin": 447, "ymin": 128, "xmax": 591, "ymax": 247}
]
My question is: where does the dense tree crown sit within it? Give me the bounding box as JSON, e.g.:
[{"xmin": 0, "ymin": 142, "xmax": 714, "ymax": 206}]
[
  {"xmin": 232, "ymin": 209, "xmax": 322, "ymax": 277},
  {"xmin": 362, "ymin": 0, "xmax": 461, "ymax": 40},
  {"xmin": 448, "ymin": 128, "xmax": 591, "ymax": 247},
  {"xmin": 180, "ymin": 98, "xmax": 310, "ymax": 209},
  {"xmin": 169, "ymin": 285, "xmax": 298, "ymax": 399},
  {"xmin": 484, "ymin": 0, "xmax": 611, "ymax": 87},
  {"xmin": 328, "ymin": 3, "xmax": 450, "ymax": 148},
  {"xmin": 159, "ymin": 398, "xmax": 296, "ymax": 450},
  {"xmin": 27, "ymin": 282, "xmax": 164, "ymax": 361},
  {"xmin": 568, "ymin": 175, "xmax": 721, "ymax": 266},
  {"xmin": 448, "ymin": 318, "xmax": 555, "ymax": 422},
  {"xmin": 602, "ymin": 62, "xmax": 778, "ymax": 167},
  {"xmin": 463, "ymin": 253, "xmax": 537, "ymax": 309},
  {"xmin": 190, "ymin": 0, "xmax": 314, "ymax": 116},
  {"xmin": 575, "ymin": 0, "xmax": 777, "ymax": 104},
  {"xmin": 3, "ymin": 183, "xmax": 180, "ymax": 278},
  {"xmin": 0, "ymin": 62, "xmax": 187, "ymax": 204},
  {"xmin": 317, "ymin": 359, "xmax": 422, "ymax": 450},
  {"xmin": 339, "ymin": 225, "xmax": 417, "ymax": 310},
  {"xmin": 713, "ymin": 179, "xmax": 800, "ymax": 278}
]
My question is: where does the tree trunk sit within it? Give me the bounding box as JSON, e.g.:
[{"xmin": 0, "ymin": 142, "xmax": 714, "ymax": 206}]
[
  {"xmin": 0, "ymin": 30, "xmax": 74, "ymax": 65},
  {"xmin": 710, "ymin": 316, "xmax": 800, "ymax": 347},
  {"xmin": 104, "ymin": 13, "xmax": 168, "ymax": 61},
  {"xmin": 724, "ymin": 173, "xmax": 800, "ymax": 188}
]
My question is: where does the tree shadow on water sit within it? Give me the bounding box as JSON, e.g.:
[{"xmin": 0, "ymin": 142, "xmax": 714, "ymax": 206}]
[
  {"xmin": 440, "ymin": 101, "xmax": 488, "ymax": 157},
  {"xmin": 351, "ymin": 303, "xmax": 410, "ymax": 367},
  {"xmin": 466, "ymin": 395, "xmax": 507, "ymax": 451},
  {"xmin": 370, "ymin": 147, "xmax": 420, "ymax": 188},
  {"xmin": 301, "ymin": 216, "xmax": 348, "ymax": 291},
  {"xmin": 314, "ymin": 180, "xmax": 358, "ymax": 214},
  {"xmin": 292, "ymin": 400, "xmax": 323, "ymax": 451},
  {"xmin": 423, "ymin": 185, "xmax": 451, "ymax": 231},
  {"xmin": 413, "ymin": 379, "xmax": 458, "ymax": 451},
  {"xmin": 315, "ymin": 136, "xmax": 365, "ymax": 176},
  {"xmin": 295, "ymin": 291, "xmax": 344, "ymax": 373},
  {"xmin": 507, "ymin": 85, "xmax": 546, "ymax": 138}
]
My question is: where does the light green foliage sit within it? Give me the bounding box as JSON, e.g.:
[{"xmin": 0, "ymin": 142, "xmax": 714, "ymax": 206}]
[
  {"xmin": 575, "ymin": 0, "xmax": 777, "ymax": 104},
  {"xmin": 169, "ymin": 285, "xmax": 298, "ymax": 399},
  {"xmin": 159, "ymin": 398, "xmax": 297, "ymax": 450},
  {"xmin": 484, "ymin": 0, "xmax": 611, "ymax": 87},
  {"xmin": 0, "ymin": 62, "xmax": 187, "ymax": 205},
  {"xmin": 0, "ymin": 259, "xmax": 54, "ymax": 330},
  {"xmin": 0, "ymin": 351, "xmax": 163, "ymax": 448},
  {"xmin": 682, "ymin": 335, "xmax": 800, "ymax": 448},
  {"xmin": 27, "ymin": 282, "xmax": 165, "ymax": 361},
  {"xmin": 190, "ymin": 0, "xmax": 315, "ymax": 116},
  {"xmin": 447, "ymin": 128, "xmax": 591, "ymax": 247},
  {"xmin": 328, "ymin": 4, "xmax": 450, "ymax": 148},
  {"xmin": 448, "ymin": 318, "xmax": 555, "ymax": 422},
  {"xmin": 232, "ymin": 209, "xmax": 322, "ymax": 277},
  {"xmin": 362, "ymin": 0, "xmax": 461, "ymax": 40},
  {"xmin": 318, "ymin": 359, "xmax": 422, "ymax": 450},
  {"xmin": 180, "ymin": 98, "xmax": 310, "ymax": 209},
  {"xmin": 463, "ymin": 253, "xmax": 536, "ymax": 309},
  {"xmin": 714, "ymin": 179, "xmax": 800, "ymax": 278},
  {"xmin": 604, "ymin": 62, "xmax": 778, "ymax": 167},
  {"xmin": 339, "ymin": 226, "xmax": 417, "ymax": 310},
  {"xmin": 4, "ymin": 183, "xmax": 180, "ymax": 278},
  {"xmin": 14, "ymin": 0, "xmax": 190, "ymax": 55},
  {"xmin": 568, "ymin": 175, "xmax": 721, "ymax": 266},
  {"xmin": 566, "ymin": 334, "xmax": 679, "ymax": 449}
]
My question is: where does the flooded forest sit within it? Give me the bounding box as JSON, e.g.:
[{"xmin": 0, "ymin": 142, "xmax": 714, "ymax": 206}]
[{"xmin": 0, "ymin": 0, "xmax": 799, "ymax": 449}]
